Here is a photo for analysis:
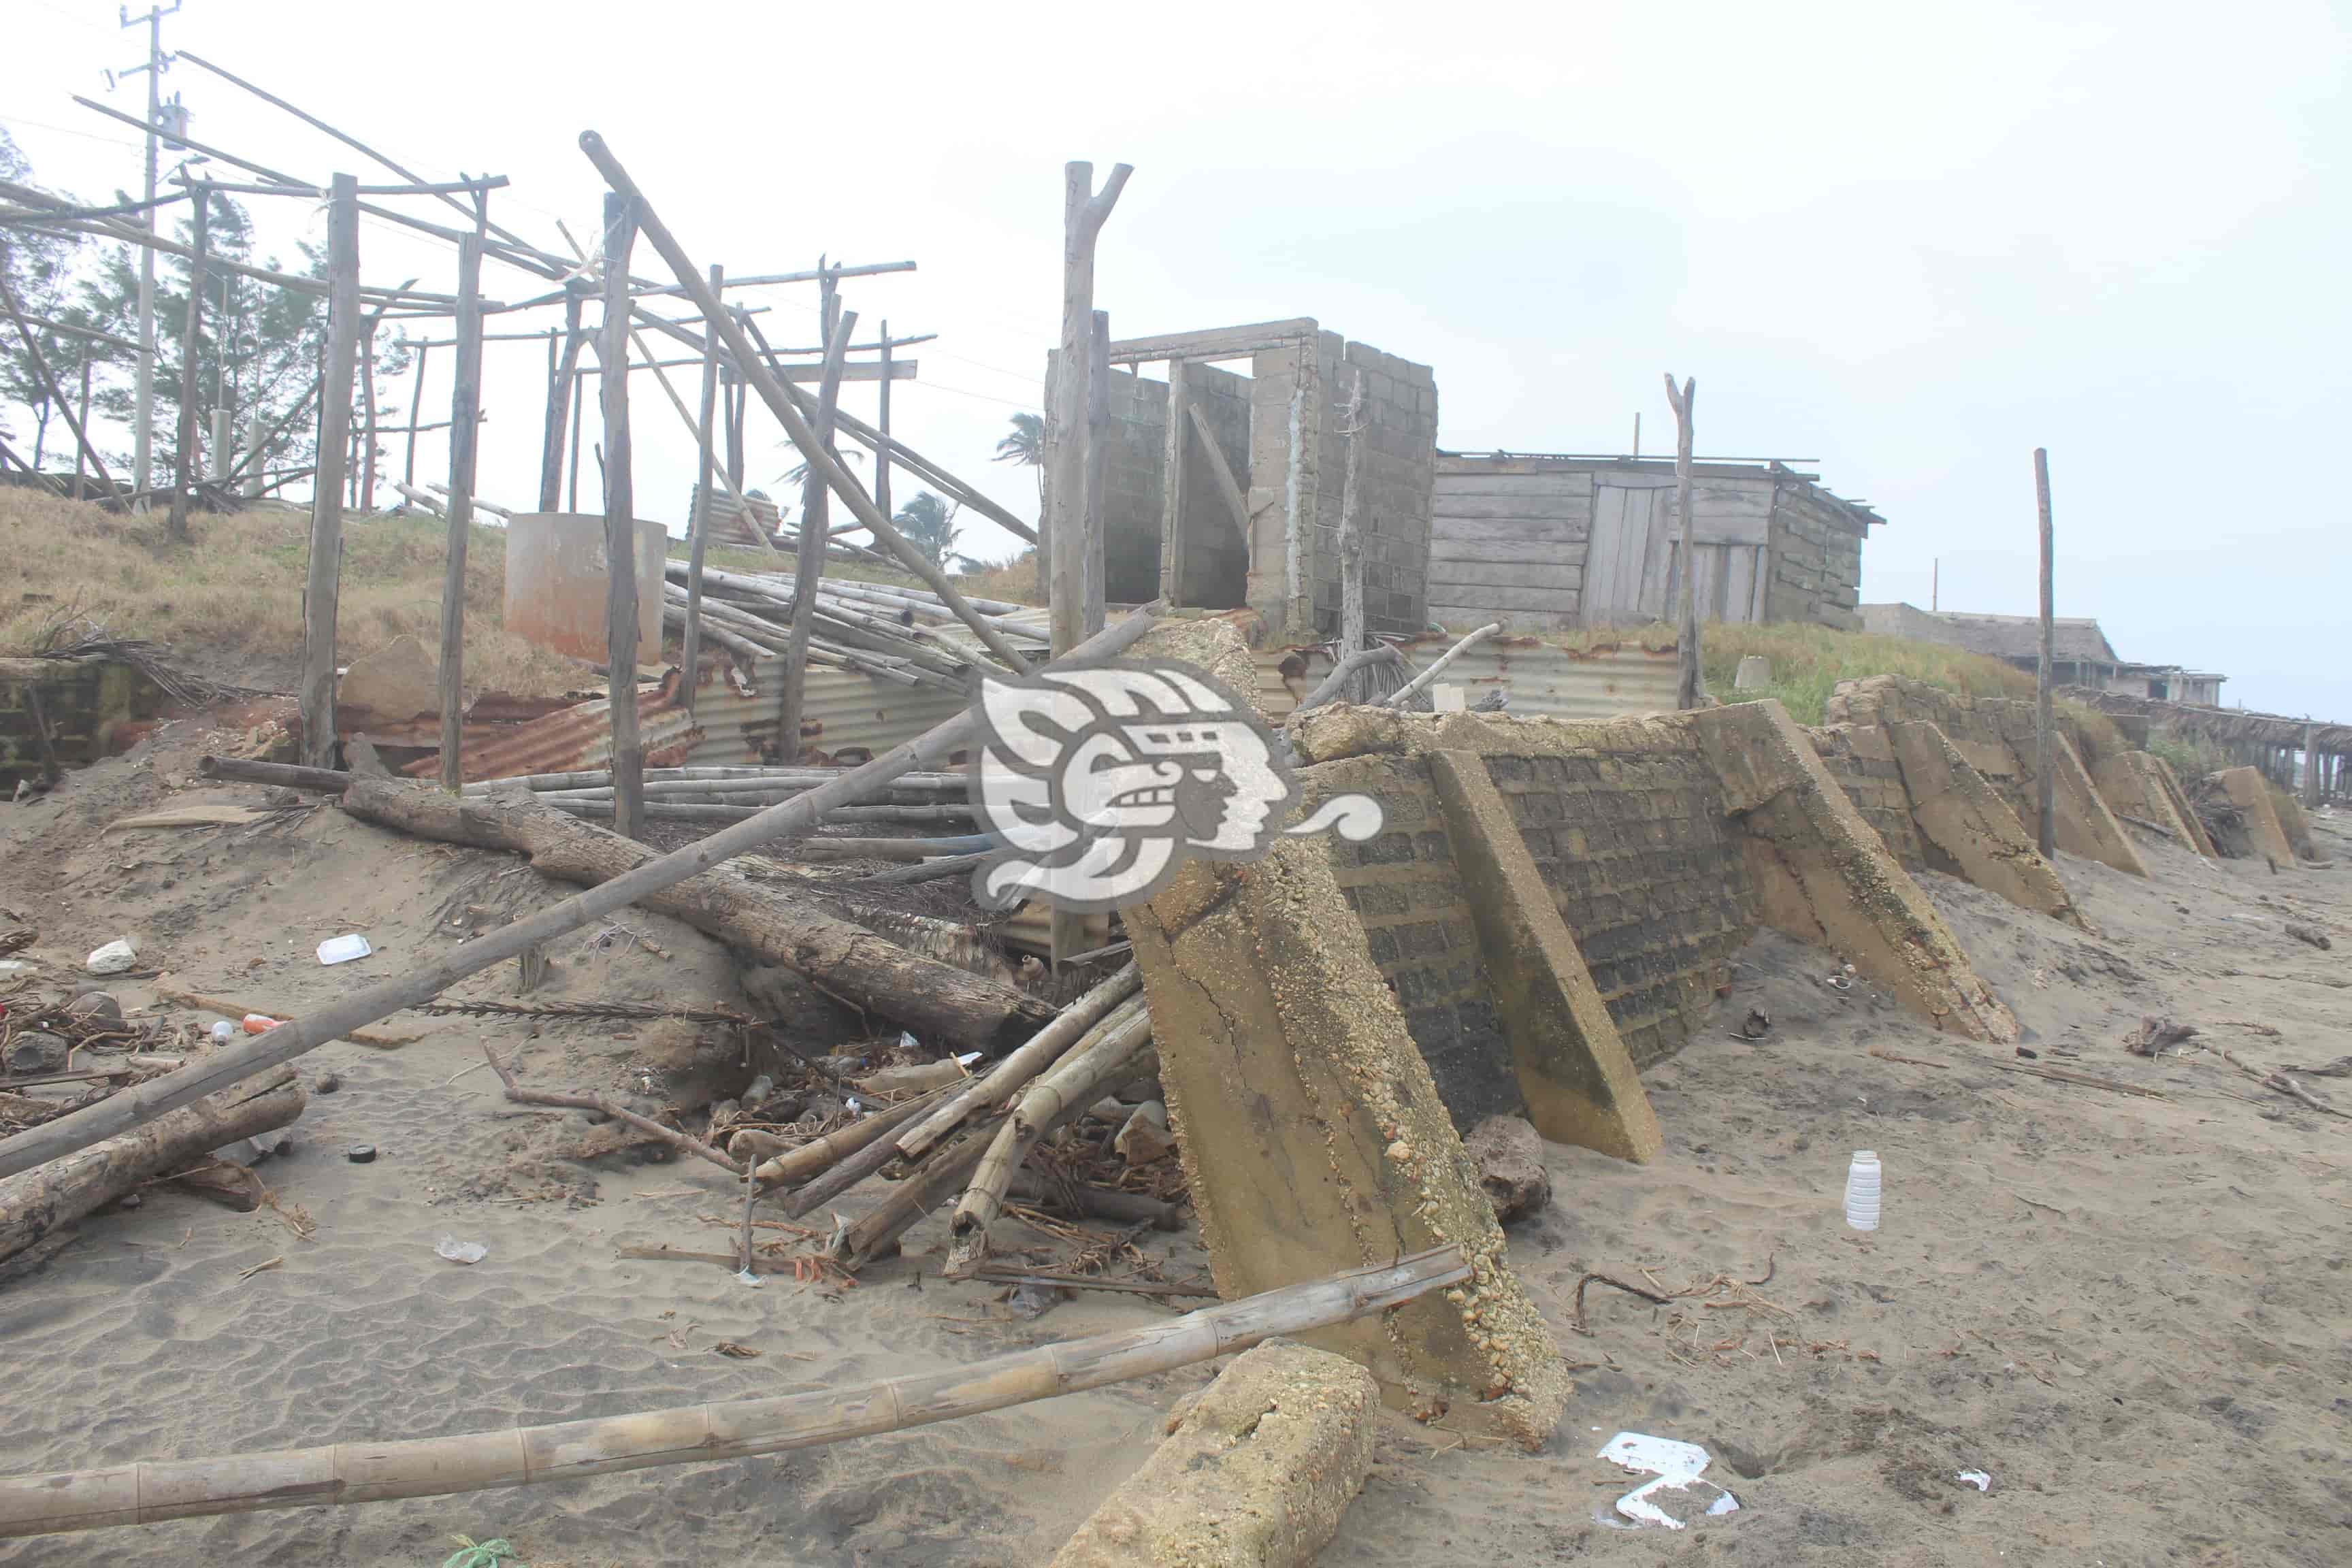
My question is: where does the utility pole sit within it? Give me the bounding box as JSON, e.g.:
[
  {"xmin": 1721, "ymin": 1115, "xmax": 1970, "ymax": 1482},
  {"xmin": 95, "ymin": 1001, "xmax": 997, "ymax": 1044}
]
[{"xmin": 116, "ymin": 1, "xmax": 183, "ymax": 508}]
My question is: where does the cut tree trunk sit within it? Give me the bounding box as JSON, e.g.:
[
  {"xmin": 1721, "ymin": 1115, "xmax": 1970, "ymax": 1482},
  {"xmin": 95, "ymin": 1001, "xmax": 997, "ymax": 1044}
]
[
  {"xmin": 338, "ymin": 779, "xmax": 1050, "ymax": 1052},
  {"xmin": 0, "ymin": 1068, "xmax": 304, "ymax": 1266}
]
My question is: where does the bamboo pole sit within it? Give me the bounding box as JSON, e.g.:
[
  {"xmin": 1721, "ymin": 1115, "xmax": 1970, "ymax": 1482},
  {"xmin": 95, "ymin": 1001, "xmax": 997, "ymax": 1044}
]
[
  {"xmin": 573, "ymin": 135, "xmax": 1030, "ymax": 673},
  {"xmin": 167, "ymin": 183, "xmax": 208, "ymax": 541},
  {"xmin": 681, "ymin": 262, "xmax": 723, "ymax": 710},
  {"xmin": 1377, "ymin": 624, "xmax": 1501, "ymax": 710},
  {"xmin": 782, "ymin": 303, "xmax": 858, "ymax": 766},
  {"xmin": 896, "ymin": 963, "xmax": 1141, "ymax": 1162},
  {"xmin": 0, "ymin": 1248, "xmax": 1466, "ymax": 1539},
  {"xmin": 437, "ymin": 233, "xmax": 485, "ymax": 794},
  {"xmin": 2034, "ymin": 447, "xmax": 2056, "ymax": 859},
  {"xmin": 946, "ymin": 1000, "xmax": 1151, "ymax": 1273},
  {"xmin": 600, "ymin": 192, "xmax": 644, "ymax": 840},
  {"xmin": 301, "ymin": 174, "xmax": 361, "ymax": 769},
  {"xmin": 1663, "ymin": 373, "xmax": 1701, "ymax": 710},
  {"xmin": 0, "ymin": 604, "xmax": 1164, "ymax": 1183},
  {"xmin": 748, "ymin": 1082, "xmax": 953, "ymax": 1186}
]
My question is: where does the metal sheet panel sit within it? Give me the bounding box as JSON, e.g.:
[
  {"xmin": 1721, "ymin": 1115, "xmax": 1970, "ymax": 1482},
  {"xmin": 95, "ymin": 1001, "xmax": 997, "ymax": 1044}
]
[
  {"xmin": 1256, "ymin": 636, "xmax": 1679, "ymax": 724},
  {"xmin": 410, "ymin": 676, "xmax": 703, "ymax": 781}
]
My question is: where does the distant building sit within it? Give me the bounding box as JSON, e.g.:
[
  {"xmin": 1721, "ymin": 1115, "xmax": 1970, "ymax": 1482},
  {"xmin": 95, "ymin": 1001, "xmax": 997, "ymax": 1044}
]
[{"xmin": 1861, "ymin": 604, "xmax": 2225, "ymax": 706}]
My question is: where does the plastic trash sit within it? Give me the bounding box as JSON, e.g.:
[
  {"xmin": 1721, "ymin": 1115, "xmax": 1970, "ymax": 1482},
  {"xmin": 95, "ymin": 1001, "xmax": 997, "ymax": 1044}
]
[
  {"xmin": 316, "ymin": 933, "xmax": 372, "ymax": 965},
  {"xmin": 209, "ymin": 1020, "xmax": 236, "ymax": 1045},
  {"xmin": 1595, "ymin": 1432, "xmax": 1740, "ymax": 1531},
  {"xmin": 1957, "ymin": 1469, "xmax": 1992, "ymax": 1492},
  {"xmin": 84, "ymin": 938, "xmax": 139, "ymax": 975},
  {"xmin": 1846, "ymin": 1149, "xmax": 1882, "ymax": 1231},
  {"xmin": 243, "ymin": 1013, "xmax": 282, "ymax": 1034},
  {"xmin": 434, "ymin": 1237, "xmax": 488, "ymax": 1265},
  {"xmin": 1599, "ymin": 1433, "xmax": 1712, "ymax": 1477}
]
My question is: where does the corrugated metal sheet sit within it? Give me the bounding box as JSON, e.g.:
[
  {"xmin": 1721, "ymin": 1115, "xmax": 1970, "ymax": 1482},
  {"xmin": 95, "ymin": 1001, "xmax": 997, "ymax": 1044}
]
[
  {"xmin": 408, "ymin": 672, "xmax": 703, "ymax": 781},
  {"xmin": 1254, "ymin": 636, "xmax": 1679, "ymax": 723}
]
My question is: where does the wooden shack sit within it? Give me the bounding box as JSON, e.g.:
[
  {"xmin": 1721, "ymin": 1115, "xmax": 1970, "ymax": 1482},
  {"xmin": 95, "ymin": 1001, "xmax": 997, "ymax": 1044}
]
[{"xmin": 1428, "ymin": 455, "xmax": 1879, "ymax": 633}]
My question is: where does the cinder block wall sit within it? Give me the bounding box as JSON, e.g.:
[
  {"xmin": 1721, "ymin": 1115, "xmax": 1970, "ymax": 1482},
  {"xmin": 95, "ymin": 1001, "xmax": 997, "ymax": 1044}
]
[
  {"xmin": 0, "ymin": 657, "xmax": 157, "ymax": 786},
  {"xmin": 1807, "ymin": 723, "xmax": 1927, "ymax": 867},
  {"xmin": 1305, "ymin": 717, "xmax": 1757, "ymax": 1083},
  {"xmin": 1305, "ymin": 338, "xmax": 1439, "ymax": 640},
  {"xmin": 1827, "ymin": 675, "xmax": 2074, "ymax": 830},
  {"xmin": 1094, "ymin": 364, "xmax": 1253, "ymax": 606}
]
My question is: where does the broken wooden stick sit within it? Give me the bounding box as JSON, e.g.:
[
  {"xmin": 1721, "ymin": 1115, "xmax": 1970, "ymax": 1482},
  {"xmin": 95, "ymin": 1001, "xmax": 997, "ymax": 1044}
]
[
  {"xmin": 0, "ymin": 604, "xmax": 1164, "ymax": 1183},
  {"xmin": 0, "ymin": 1067, "xmax": 304, "ymax": 1267},
  {"xmin": 153, "ymin": 985, "xmax": 419, "ymax": 1049},
  {"xmin": 0, "ymin": 1245, "xmax": 1467, "ymax": 1538},
  {"xmin": 1286, "ymin": 643, "xmax": 1402, "ymax": 728},
  {"xmin": 2216, "ymin": 1047, "xmax": 2350, "ymax": 1120},
  {"xmin": 896, "ymin": 963, "xmax": 1141, "ymax": 1162},
  {"xmin": 1378, "ymin": 623, "xmax": 1503, "ymax": 710},
  {"xmin": 481, "ymin": 1045, "xmax": 742, "ymax": 1176},
  {"xmin": 749, "ymin": 1082, "xmax": 954, "ymax": 1187}
]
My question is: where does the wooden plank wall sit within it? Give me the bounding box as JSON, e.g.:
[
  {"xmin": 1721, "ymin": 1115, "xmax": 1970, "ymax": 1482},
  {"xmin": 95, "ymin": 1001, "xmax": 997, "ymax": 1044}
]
[{"xmin": 1428, "ymin": 465, "xmax": 1592, "ymax": 630}]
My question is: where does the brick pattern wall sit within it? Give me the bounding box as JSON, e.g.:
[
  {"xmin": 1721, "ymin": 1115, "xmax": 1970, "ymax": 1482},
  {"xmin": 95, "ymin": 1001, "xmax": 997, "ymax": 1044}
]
[
  {"xmin": 1825, "ymin": 675, "xmax": 2090, "ymax": 829},
  {"xmin": 1304, "ymin": 340, "xmax": 1438, "ymax": 640},
  {"xmin": 1806, "ymin": 723, "xmax": 1926, "ymax": 868},
  {"xmin": 1480, "ymin": 747, "xmax": 1755, "ymax": 1066},
  {"xmin": 1765, "ymin": 480, "xmax": 1865, "ymax": 630},
  {"xmin": 1055, "ymin": 361, "xmax": 1253, "ymax": 608}
]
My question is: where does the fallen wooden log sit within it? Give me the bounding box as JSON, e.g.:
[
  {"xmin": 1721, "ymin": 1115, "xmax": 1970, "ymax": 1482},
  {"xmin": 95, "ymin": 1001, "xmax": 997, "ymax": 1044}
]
[
  {"xmin": 0, "ymin": 1245, "xmax": 1467, "ymax": 1538},
  {"xmin": 482, "ymin": 1044, "xmax": 742, "ymax": 1175},
  {"xmin": 339, "ymin": 781, "xmax": 1044, "ymax": 1054},
  {"xmin": 0, "ymin": 1066, "xmax": 304, "ymax": 1267},
  {"xmin": 751, "ymin": 1083, "xmax": 951, "ymax": 1187},
  {"xmin": 847, "ymin": 851, "xmax": 992, "ymax": 889},
  {"xmin": 0, "ymin": 606, "xmax": 1162, "ymax": 1185}
]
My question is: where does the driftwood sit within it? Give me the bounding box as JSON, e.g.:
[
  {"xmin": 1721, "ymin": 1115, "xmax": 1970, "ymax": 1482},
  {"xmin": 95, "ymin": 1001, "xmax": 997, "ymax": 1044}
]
[
  {"xmin": 338, "ymin": 780, "xmax": 1045, "ymax": 1053},
  {"xmin": 839, "ymin": 1120, "xmax": 1000, "ymax": 1269},
  {"xmin": 0, "ymin": 1067, "xmax": 304, "ymax": 1267},
  {"xmin": 2215, "ymin": 1047, "xmax": 2351, "ymax": 1120},
  {"xmin": 897, "ymin": 964, "xmax": 1141, "ymax": 1162},
  {"xmin": 481, "ymin": 1045, "xmax": 742, "ymax": 1176},
  {"xmin": 1286, "ymin": 644, "xmax": 1401, "ymax": 728},
  {"xmin": 0, "ymin": 1246, "xmax": 1466, "ymax": 1538},
  {"xmin": 1379, "ymin": 623, "xmax": 1502, "ymax": 710},
  {"xmin": 749, "ymin": 1083, "xmax": 953, "ymax": 1187}
]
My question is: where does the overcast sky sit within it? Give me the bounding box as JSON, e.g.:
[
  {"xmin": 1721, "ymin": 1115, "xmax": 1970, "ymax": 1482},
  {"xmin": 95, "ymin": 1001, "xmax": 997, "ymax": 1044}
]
[{"xmin": 6, "ymin": 1, "xmax": 2346, "ymax": 718}]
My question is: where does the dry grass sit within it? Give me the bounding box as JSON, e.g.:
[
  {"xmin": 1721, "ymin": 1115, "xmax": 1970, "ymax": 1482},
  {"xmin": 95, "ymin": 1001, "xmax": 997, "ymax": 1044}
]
[
  {"xmin": 0, "ymin": 489, "xmax": 589, "ymax": 698},
  {"xmin": 951, "ymin": 551, "xmax": 1044, "ymax": 606},
  {"xmin": 1703, "ymin": 621, "xmax": 2036, "ymax": 725}
]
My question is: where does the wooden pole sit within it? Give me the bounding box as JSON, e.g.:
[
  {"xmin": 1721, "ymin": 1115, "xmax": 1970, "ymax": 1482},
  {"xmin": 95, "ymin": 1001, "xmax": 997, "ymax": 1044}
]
[
  {"xmin": 73, "ymin": 359, "xmax": 91, "ymax": 500},
  {"xmin": 167, "ymin": 184, "xmax": 208, "ymax": 541},
  {"xmin": 1377, "ymin": 623, "xmax": 1502, "ymax": 710},
  {"xmin": 725, "ymin": 372, "xmax": 745, "ymax": 492},
  {"xmin": 300, "ymin": 174, "xmax": 361, "ymax": 770},
  {"xmin": 874, "ymin": 318, "xmax": 893, "ymax": 521},
  {"xmin": 359, "ymin": 318, "xmax": 379, "ymax": 512},
  {"xmin": 896, "ymin": 963, "xmax": 1143, "ymax": 1163},
  {"xmin": 2303, "ymin": 721, "xmax": 2321, "ymax": 808},
  {"xmin": 600, "ymin": 193, "xmax": 644, "ymax": 839},
  {"xmin": 0, "ymin": 274, "xmax": 120, "ymax": 504},
  {"xmin": 575, "ymin": 133, "xmax": 1033, "ymax": 674},
  {"xmin": 436, "ymin": 234, "xmax": 484, "ymax": 794},
  {"xmin": 567, "ymin": 365, "xmax": 585, "ymax": 511},
  {"xmin": 1158, "ymin": 359, "xmax": 1189, "ymax": 604},
  {"xmin": 404, "ymin": 340, "xmax": 430, "ymax": 488},
  {"xmin": 681, "ymin": 263, "xmax": 721, "ymax": 711},
  {"xmin": 2034, "ymin": 447, "xmax": 2056, "ymax": 858},
  {"xmin": 539, "ymin": 293, "xmax": 584, "ymax": 512},
  {"xmin": 1048, "ymin": 161, "xmax": 1131, "ymax": 658},
  {"xmin": 1337, "ymin": 367, "xmax": 1367, "ymax": 689},
  {"xmin": 0, "ymin": 1247, "xmax": 1465, "ymax": 1540},
  {"xmin": 1663, "ymin": 373, "xmax": 1701, "ymax": 710},
  {"xmin": 780, "ymin": 302, "xmax": 858, "ymax": 766},
  {"xmin": 0, "ymin": 605, "xmax": 1163, "ymax": 1183}
]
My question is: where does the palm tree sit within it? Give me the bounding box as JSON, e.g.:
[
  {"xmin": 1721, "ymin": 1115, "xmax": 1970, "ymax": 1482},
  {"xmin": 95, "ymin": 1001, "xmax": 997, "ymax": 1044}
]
[
  {"xmin": 994, "ymin": 412, "xmax": 1045, "ymax": 508},
  {"xmin": 892, "ymin": 491, "xmax": 962, "ymax": 568}
]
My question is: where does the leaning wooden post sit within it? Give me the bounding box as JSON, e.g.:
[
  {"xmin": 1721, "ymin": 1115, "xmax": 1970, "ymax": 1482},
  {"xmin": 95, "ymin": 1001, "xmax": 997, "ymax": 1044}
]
[
  {"xmin": 780, "ymin": 303, "xmax": 859, "ymax": 766},
  {"xmin": 1663, "ymin": 373, "xmax": 1701, "ymax": 709},
  {"xmin": 2033, "ymin": 446, "xmax": 2056, "ymax": 858},
  {"xmin": 300, "ymin": 174, "xmax": 361, "ymax": 770},
  {"xmin": 1047, "ymin": 160, "xmax": 1132, "ymax": 657},
  {"xmin": 0, "ymin": 275, "xmax": 120, "ymax": 506},
  {"xmin": 403, "ymin": 340, "xmax": 431, "ymax": 489},
  {"xmin": 681, "ymin": 263, "xmax": 722, "ymax": 713},
  {"xmin": 874, "ymin": 318, "xmax": 894, "ymax": 520},
  {"xmin": 436, "ymin": 233, "xmax": 485, "ymax": 794},
  {"xmin": 167, "ymin": 182, "xmax": 209, "ymax": 541},
  {"xmin": 358, "ymin": 317, "xmax": 379, "ymax": 512},
  {"xmin": 538, "ymin": 291, "xmax": 585, "ymax": 512},
  {"xmin": 599, "ymin": 192, "xmax": 645, "ymax": 839},
  {"xmin": 1082, "ymin": 306, "xmax": 1110, "ymax": 638},
  {"xmin": 1158, "ymin": 359, "xmax": 1190, "ymax": 604}
]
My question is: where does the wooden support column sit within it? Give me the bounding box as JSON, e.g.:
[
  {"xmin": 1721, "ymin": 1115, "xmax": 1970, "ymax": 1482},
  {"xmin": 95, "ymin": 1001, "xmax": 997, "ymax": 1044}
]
[
  {"xmin": 1663, "ymin": 373, "xmax": 1701, "ymax": 710},
  {"xmin": 167, "ymin": 183, "xmax": 209, "ymax": 541},
  {"xmin": 1083, "ymin": 307, "xmax": 1110, "ymax": 638},
  {"xmin": 2304, "ymin": 722, "xmax": 2321, "ymax": 808},
  {"xmin": 404, "ymin": 341, "xmax": 431, "ymax": 489},
  {"xmin": 1337, "ymin": 367, "xmax": 1368, "ymax": 691},
  {"xmin": 358, "ymin": 317, "xmax": 379, "ymax": 512},
  {"xmin": 2033, "ymin": 447, "xmax": 2056, "ymax": 858},
  {"xmin": 1158, "ymin": 359, "xmax": 1189, "ymax": 604},
  {"xmin": 725, "ymin": 371, "xmax": 745, "ymax": 492},
  {"xmin": 779, "ymin": 300, "xmax": 858, "ymax": 767},
  {"xmin": 74, "ymin": 361, "xmax": 93, "ymax": 500},
  {"xmin": 301, "ymin": 174, "xmax": 361, "ymax": 769},
  {"xmin": 874, "ymin": 319, "xmax": 894, "ymax": 521},
  {"xmin": 436, "ymin": 233, "xmax": 484, "ymax": 794},
  {"xmin": 599, "ymin": 192, "xmax": 644, "ymax": 840},
  {"xmin": 1047, "ymin": 160, "xmax": 1132, "ymax": 658},
  {"xmin": 681, "ymin": 263, "xmax": 721, "ymax": 713},
  {"xmin": 538, "ymin": 292, "xmax": 584, "ymax": 512}
]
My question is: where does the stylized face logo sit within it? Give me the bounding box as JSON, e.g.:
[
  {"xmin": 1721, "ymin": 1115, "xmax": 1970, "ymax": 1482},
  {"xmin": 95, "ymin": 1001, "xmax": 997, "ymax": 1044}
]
[{"xmin": 968, "ymin": 660, "xmax": 1380, "ymax": 913}]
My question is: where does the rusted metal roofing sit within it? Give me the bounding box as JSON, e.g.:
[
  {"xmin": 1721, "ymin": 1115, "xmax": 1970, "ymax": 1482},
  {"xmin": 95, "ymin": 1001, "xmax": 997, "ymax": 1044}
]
[{"xmin": 403, "ymin": 670, "xmax": 704, "ymax": 781}]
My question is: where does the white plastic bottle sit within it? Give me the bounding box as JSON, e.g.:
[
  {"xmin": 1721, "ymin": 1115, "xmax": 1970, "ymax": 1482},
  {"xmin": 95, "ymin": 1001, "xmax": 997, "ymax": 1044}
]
[{"xmin": 1845, "ymin": 1150, "xmax": 1882, "ymax": 1231}]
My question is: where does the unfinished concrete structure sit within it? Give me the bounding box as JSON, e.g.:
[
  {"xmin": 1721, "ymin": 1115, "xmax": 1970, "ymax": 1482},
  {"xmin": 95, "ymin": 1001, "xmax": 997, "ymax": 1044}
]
[
  {"xmin": 1428, "ymin": 455, "xmax": 1878, "ymax": 632},
  {"xmin": 1064, "ymin": 320, "xmax": 1439, "ymax": 642}
]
